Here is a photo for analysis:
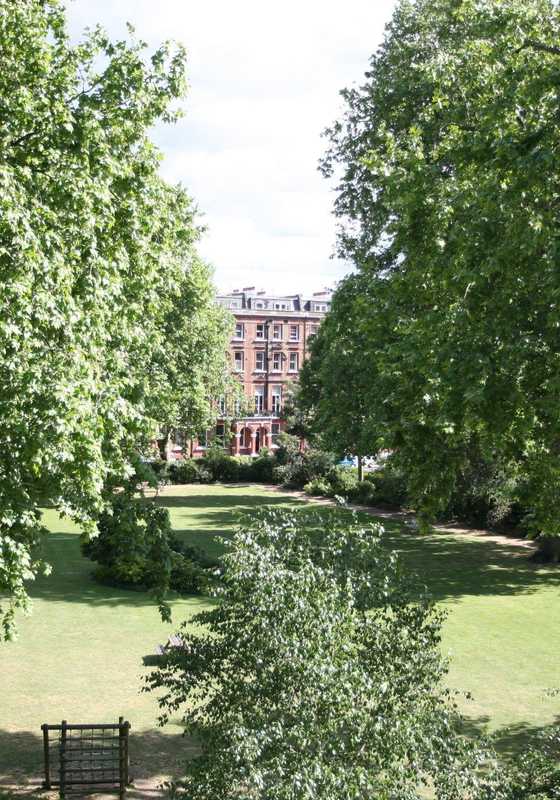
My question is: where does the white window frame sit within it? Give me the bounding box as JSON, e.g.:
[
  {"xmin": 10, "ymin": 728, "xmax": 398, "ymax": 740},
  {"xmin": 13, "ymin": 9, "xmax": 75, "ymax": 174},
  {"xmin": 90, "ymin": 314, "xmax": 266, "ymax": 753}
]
[
  {"xmin": 234, "ymin": 322, "xmax": 244, "ymax": 339},
  {"xmin": 271, "ymin": 386, "xmax": 282, "ymax": 414},
  {"xmin": 272, "ymin": 352, "xmax": 282, "ymax": 372},
  {"xmin": 254, "ymin": 386, "xmax": 264, "ymax": 414},
  {"xmin": 289, "ymin": 325, "xmax": 299, "ymax": 342},
  {"xmin": 255, "ymin": 351, "xmax": 266, "ymax": 372},
  {"xmin": 288, "ymin": 352, "xmax": 299, "ymax": 372},
  {"xmin": 234, "ymin": 351, "xmax": 244, "ymax": 372},
  {"xmin": 272, "ymin": 323, "xmax": 283, "ymax": 340},
  {"xmin": 256, "ymin": 324, "xmax": 265, "ymax": 339}
]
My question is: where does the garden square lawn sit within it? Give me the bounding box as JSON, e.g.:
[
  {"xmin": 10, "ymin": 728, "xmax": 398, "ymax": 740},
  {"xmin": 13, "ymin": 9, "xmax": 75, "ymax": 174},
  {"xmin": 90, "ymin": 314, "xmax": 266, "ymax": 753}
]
[{"xmin": 1, "ymin": 483, "xmax": 559, "ymax": 795}]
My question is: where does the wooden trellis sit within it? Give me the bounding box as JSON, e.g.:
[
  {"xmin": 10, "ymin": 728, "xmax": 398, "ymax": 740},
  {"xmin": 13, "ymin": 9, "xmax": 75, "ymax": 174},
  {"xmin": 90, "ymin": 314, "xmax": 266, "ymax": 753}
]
[{"xmin": 41, "ymin": 718, "xmax": 130, "ymax": 799}]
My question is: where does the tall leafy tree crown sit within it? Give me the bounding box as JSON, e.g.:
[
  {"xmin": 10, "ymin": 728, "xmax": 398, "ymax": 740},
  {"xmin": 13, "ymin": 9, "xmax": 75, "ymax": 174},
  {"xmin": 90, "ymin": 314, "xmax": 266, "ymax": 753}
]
[
  {"xmin": 0, "ymin": 0, "xmax": 231, "ymax": 639},
  {"xmin": 315, "ymin": 0, "xmax": 560, "ymax": 531}
]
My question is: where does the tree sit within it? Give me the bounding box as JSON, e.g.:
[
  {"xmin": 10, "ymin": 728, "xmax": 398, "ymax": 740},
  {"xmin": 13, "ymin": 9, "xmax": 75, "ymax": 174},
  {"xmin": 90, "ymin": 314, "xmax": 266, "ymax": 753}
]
[
  {"xmin": 299, "ymin": 273, "xmax": 384, "ymax": 480},
  {"xmin": 146, "ymin": 507, "xmax": 493, "ymax": 799},
  {"xmin": 0, "ymin": 1, "xmax": 231, "ymax": 638},
  {"xmin": 320, "ymin": 0, "xmax": 560, "ymax": 544}
]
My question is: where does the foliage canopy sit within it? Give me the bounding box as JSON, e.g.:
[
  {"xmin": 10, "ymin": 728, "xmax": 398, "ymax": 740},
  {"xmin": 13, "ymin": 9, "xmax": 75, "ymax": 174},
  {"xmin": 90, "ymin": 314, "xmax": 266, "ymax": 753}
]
[
  {"xmin": 147, "ymin": 507, "xmax": 495, "ymax": 799},
  {"xmin": 0, "ymin": 0, "xmax": 231, "ymax": 638},
  {"xmin": 305, "ymin": 0, "xmax": 560, "ymax": 537}
]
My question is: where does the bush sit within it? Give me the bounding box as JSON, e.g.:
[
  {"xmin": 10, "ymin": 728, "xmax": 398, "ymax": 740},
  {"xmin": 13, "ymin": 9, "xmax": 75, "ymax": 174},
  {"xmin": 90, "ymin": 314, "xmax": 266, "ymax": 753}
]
[
  {"xmin": 248, "ymin": 451, "xmax": 275, "ymax": 482},
  {"xmin": 366, "ymin": 466, "xmax": 408, "ymax": 507},
  {"xmin": 304, "ymin": 477, "xmax": 331, "ymax": 496},
  {"xmin": 168, "ymin": 459, "xmax": 204, "ymax": 484},
  {"xmin": 348, "ymin": 480, "xmax": 377, "ymax": 506},
  {"xmin": 325, "ymin": 465, "xmax": 359, "ymax": 496},
  {"xmin": 146, "ymin": 459, "xmax": 169, "ymax": 480},
  {"xmin": 273, "ymin": 447, "xmax": 335, "ymax": 489},
  {"xmin": 82, "ymin": 489, "xmax": 210, "ymax": 602},
  {"xmin": 201, "ymin": 449, "xmax": 241, "ymax": 482},
  {"xmin": 82, "ymin": 492, "xmax": 174, "ymax": 594},
  {"xmin": 169, "ymin": 553, "xmax": 208, "ymax": 594},
  {"xmin": 146, "ymin": 507, "xmax": 493, "ymax": 798}
]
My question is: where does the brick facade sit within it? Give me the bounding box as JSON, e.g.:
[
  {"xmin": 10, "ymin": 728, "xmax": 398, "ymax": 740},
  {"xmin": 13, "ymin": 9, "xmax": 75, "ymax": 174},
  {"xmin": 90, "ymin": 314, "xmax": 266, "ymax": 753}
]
[{"xmin": 191, "ymin": 287, "xmax": 331, "ymax": 457}]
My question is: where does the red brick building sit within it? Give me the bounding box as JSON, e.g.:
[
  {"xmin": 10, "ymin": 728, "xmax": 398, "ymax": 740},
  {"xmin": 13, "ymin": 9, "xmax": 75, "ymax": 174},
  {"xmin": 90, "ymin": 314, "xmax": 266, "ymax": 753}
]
[{"xmin": 191, "ymin": 287, "xmax": 331, "ymax": 457}]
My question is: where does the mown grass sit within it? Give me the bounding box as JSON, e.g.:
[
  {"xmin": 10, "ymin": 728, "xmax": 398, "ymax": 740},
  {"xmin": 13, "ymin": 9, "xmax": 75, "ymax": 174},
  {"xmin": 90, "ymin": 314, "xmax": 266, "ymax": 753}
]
[{"xmin": 1, "ymin": 483, "xmax": 559, "ymax": 793}]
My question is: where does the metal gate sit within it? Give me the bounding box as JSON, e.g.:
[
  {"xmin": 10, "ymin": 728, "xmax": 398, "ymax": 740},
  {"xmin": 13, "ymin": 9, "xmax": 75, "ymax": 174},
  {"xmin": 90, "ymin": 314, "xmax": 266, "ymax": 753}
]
[{"xmin": 41, "ymin": 718, "xmax": 130, "ymax": 798}]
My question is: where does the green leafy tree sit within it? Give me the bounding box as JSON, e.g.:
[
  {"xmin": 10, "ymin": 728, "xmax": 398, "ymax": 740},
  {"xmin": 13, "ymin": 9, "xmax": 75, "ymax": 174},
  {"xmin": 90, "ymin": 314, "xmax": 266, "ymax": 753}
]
[
  {"xmin": 320, "ymin": 0, "xmax": 560, "ymax": 546},
  {"xmin": 0, "ymin": 1, "xmax": 230, "ymax": 638},
  {"xmin": 299, "ymin": 273, "xmax": 384, "ymax": 480},
  {"xmin": 146, "ymin": 507, "xmax": 493, "ymax": 799}
]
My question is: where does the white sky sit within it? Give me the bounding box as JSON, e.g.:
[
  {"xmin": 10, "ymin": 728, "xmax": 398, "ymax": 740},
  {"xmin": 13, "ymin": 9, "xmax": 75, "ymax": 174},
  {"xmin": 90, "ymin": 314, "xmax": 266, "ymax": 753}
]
[{"xmin": 66, "ymin": 0, "xmax": 397, "ymax": 295}]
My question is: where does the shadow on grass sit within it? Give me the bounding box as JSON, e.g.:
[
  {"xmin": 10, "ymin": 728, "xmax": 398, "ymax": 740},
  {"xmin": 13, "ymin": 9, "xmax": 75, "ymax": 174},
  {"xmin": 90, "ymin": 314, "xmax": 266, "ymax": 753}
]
[
  {"xmin": 379, "ymin": 521, "xmax": 560, "ymax": 603},
  {"xmin": 37, "ymin": 490, "xmax": 560, "ymax": 607},
  {"xmin": 155, "ymin": 491, "xmax": 302, "ymax": 511},
  {"xmin": 0, "ymin": 727, "xmax": 195, "ymax": 798},
  {"xmin": 459, "ymin": 714, "xmax": 560, "ymax": 759},
  {"xmin": 2, "ymin": 716, "xmax": 558, "ymax": 797}
]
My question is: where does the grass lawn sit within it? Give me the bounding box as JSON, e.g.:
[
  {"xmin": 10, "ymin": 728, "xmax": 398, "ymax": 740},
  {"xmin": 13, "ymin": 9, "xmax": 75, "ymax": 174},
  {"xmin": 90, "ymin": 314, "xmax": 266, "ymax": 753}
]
[{"xmin": 1, "ymin": 483, "xmax": 559, "ymax": 794}]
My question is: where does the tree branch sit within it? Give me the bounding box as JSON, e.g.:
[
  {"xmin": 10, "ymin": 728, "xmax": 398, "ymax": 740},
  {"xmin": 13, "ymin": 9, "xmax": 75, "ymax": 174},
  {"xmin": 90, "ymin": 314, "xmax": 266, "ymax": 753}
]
[{"xmin": 517, "ymin": 39, "xmax": 560, "ymax": 56}]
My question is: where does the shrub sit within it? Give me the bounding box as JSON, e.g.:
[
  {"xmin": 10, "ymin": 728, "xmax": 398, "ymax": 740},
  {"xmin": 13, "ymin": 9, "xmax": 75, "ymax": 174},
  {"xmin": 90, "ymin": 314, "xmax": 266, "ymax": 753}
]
[
  {"xmin": 272, "ymin": 447, "xmax": 335, "ymax": 489},
  {"xmin": 169, "ymin": 553, "xmax": 208, "ymax": 594},
  {"xmin": 325, "ymin": 465, "xmax": 359, "ymax": 496},
  {"xmin": 168, "ymin": 459, "xmax": 202, "ymax": 484},
  {"xmin": 146, "ymin": 507, "xmax": 492, "ymax": 799},
  {"xmin": 201, "ymin": 450, "xmax": 240, "ymax": 482},
  {"xmin": 248, "ymin": 452, "xmax": 275, "ymax": 482},
  {"xmin": 303, "ymin": 477, "xmax": 331, "ymax": 496},
  {"xmin": 348, "ymin": 480, "xmax": 377, "ymax": 506},
  {"xmin": 235, "ymin": 456, "xmax": 256, "ymax": 482},
  {"xmin": 82, "ymin": 492, "xmax": 174, "ymax": 600},
  {"xmin": 82, "ymin": 490, "xmax": 210, "ymax": 604},
  {"xmin": 366, "ymin": 466, "xmax": 408, "ymax": 507},
  {"xmin": 147, "ymin": 459, "xmax": 169, "ymax": 480}
]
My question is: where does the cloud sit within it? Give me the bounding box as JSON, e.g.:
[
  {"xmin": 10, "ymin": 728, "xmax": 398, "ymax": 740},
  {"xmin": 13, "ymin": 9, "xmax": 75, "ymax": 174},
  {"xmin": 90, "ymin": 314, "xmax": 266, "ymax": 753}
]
[{"xmin": 66, "ymin": 0, "xmax": 396, "ymax": 293}]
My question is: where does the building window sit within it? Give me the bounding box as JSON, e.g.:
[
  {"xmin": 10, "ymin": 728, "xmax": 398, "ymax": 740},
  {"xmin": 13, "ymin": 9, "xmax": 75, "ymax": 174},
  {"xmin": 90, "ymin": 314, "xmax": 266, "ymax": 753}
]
[
  {"xmin": 273, "ymin": 302, "xmax": 288, "ymax": 310},
  {"xmin": 271, "ymin": 385, "xmax": 282, "ymax": 414},
  {"xmin": 272, "ymin": 323, "xmax": 283, "ymax": 340},
  {"xmin": 215, "ymin": 422, "xmax": 225, "ymax": 445},
  {"xmin": 196, "ymin": 430, "xmax": 208, "ymax": 448},
  {"xmin": 309, "ymin": 324, "xmax": 319, "ymax": 336},
  {"xmin": 272, "ymin": 352, "xmax": 282, "ymax": 372},
  {"xmin": 255, "ymin": 301, "xmax": 266, "ymax": 309},
  {"xmin": 254, "ymin": 386, "xmax": 264, "ymax": 414},
  {"xmin": 289, "ymin": 325, "xmax": 299, "ymax": 341},
  {"xmin": 256, "ymin": 323, "xmax": 265, "ymax": 339},
  {"xmin": 234, "ymin": 351, "xmax": 244, "ymax": 372},
  {"xmin": 230, "ymin": 300, "xmax": 241, "ymax": 309},
  {"xmin": 289, "ymin": 352, "xmax": 299, "ymax": 372},
  {"xmin": 314, "ymin": 303, "xmax": 327, "ymax": 312},
  {"xmin": 271, "ymin": 421, "xmax": 280, "ymax": 445},
  {"xmin": 255, "ymin": 351, "xmax": 265, "ymax": 371},
  {"xmin": 218, "ymin": 396, "xmax": 226, "ymax": 415},
  {"xmin": 234, "ymin": 322, "xmax": 244, "ymax": 339}
]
